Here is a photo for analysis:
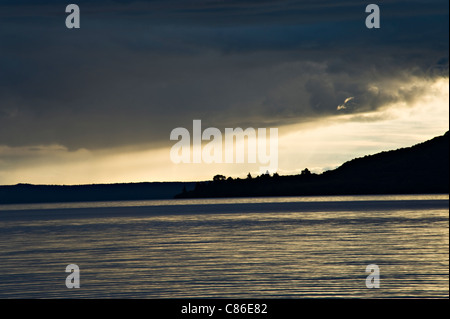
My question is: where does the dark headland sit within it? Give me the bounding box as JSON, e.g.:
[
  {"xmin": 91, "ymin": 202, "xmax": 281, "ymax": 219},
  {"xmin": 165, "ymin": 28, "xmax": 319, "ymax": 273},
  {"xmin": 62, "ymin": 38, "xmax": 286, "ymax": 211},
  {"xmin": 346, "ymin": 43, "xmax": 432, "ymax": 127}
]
[
  {"xmin": 0, "ymin": 132, "xmax": 448, "ymax": 204},
  {"xmin": 177, "ymin": 131, "xmax": 449, "ymax": 199}
]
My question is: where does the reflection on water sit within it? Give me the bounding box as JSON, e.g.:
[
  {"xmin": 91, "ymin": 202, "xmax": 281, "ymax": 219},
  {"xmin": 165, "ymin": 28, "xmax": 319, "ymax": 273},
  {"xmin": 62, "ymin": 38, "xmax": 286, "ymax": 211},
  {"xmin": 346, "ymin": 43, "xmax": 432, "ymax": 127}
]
[
  {"xmin": 0, "ymin": 195, "xmax": 448, "ymax": 298},
  {"xmin": 1, "ymin": 194, "xmax": 448, "ymax": 211}
]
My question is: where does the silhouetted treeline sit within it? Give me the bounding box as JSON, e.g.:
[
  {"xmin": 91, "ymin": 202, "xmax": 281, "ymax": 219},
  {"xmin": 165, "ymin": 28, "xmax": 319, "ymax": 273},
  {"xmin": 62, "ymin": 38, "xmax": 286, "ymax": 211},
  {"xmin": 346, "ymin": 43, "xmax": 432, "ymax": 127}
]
[
  {"xmin": 1, "ymin": 133, "xmax": 448, "ymax": 204},
  {"xmin": 175, "ymin": 132, "xmax": 449, "ymax": 198}
]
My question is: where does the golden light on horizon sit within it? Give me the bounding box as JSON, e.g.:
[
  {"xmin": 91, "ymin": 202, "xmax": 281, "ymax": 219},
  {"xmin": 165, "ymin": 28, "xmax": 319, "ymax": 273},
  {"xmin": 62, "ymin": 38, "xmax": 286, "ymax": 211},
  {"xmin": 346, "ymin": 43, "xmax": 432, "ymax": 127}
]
[{"xmin": 0, "ymin": 77, "xmax": 448, "ymax": 185}]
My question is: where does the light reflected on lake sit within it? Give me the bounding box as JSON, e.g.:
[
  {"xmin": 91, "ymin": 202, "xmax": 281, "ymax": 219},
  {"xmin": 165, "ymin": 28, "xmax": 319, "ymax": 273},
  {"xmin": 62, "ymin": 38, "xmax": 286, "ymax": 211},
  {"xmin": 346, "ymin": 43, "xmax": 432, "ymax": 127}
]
[{"xmin": 0, "ymin": 195, "xmax": 448, "ymax": 298}]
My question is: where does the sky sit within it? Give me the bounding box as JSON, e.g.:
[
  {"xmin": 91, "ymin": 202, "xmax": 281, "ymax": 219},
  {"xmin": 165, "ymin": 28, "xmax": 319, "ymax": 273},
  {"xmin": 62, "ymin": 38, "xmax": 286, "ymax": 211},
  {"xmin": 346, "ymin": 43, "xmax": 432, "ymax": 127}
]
[{"xmin": 0, "ymin": 0, "xmax": 448, "ymax": 185}]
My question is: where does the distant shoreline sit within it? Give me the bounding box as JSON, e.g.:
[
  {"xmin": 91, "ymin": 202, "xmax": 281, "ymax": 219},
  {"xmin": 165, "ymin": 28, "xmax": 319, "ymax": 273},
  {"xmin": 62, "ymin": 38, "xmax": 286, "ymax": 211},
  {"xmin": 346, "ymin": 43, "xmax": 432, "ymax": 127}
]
[{"xmin": 1, "ymin": 132, "xmax": 448, "ymax": 205}]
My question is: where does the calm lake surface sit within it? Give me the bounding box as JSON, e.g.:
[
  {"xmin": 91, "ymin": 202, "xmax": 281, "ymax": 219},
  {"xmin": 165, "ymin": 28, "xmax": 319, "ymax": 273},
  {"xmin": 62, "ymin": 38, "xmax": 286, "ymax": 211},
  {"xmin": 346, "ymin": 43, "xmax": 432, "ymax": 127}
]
[{"xmin": 0, "ymin": 195, "xmax": 448, "ymax": 298}]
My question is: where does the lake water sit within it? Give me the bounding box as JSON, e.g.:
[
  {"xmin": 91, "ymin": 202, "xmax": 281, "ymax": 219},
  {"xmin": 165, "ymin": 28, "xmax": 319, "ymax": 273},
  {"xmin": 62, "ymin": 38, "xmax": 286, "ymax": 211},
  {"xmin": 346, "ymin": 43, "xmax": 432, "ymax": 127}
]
[{"xmin": 0, "ymin": 195, "xmax": 448, "ymax": 298}]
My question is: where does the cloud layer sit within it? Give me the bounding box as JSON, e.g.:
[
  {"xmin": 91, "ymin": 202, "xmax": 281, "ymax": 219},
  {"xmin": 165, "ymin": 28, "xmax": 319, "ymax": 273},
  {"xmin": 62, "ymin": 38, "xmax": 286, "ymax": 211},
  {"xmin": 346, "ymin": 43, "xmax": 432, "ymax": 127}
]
[
  {"xmin": 1, "ymin": 1, "xmax": 448, "ymax": 150},
  {"xmin": 0, "ymin": 1, "xmax": 448, "ymax": 184}
]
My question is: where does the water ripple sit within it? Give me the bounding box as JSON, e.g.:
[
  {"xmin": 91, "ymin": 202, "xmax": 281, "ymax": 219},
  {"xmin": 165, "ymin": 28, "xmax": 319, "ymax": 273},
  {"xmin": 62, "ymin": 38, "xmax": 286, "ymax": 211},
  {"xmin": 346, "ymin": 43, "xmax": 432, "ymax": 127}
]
[{"xmin": 0, "ymin": 196, "xmax": 448, "ymax": 298}]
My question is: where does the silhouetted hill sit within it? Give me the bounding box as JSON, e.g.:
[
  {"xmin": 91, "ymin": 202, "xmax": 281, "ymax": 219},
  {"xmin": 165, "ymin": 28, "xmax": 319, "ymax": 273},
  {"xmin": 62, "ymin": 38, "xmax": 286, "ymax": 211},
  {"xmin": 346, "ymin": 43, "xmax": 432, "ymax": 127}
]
[
  {"xmin": 322, "ymin": 131, "xmax": 449, "ymax": 193},
  {"xmin": 0, "ymin": 182, "xmax": 195, "ymax": 205},
  {"xmin": 176, "ymin": 132, "xmax": 449, "ymax": 198},
  {"xmin": 1, "ymin": 133, "xmax": 447, "ymax": 204}
]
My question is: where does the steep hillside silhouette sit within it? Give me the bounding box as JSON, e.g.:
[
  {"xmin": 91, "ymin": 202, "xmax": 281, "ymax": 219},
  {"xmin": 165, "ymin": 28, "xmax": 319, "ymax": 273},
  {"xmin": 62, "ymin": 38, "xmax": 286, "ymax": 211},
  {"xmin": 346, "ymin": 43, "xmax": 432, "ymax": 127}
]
[{"xmin": 176, "ymin": 132, "xmax": 449, "ymax": 198}]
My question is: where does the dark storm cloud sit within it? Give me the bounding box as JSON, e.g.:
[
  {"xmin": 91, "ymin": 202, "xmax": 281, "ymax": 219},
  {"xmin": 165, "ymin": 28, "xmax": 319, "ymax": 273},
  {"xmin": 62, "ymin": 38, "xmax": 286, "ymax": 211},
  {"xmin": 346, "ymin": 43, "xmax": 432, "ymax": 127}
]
[{"xmin": 0, "ymin": 0, "xmax": 448, "ymax": 150}]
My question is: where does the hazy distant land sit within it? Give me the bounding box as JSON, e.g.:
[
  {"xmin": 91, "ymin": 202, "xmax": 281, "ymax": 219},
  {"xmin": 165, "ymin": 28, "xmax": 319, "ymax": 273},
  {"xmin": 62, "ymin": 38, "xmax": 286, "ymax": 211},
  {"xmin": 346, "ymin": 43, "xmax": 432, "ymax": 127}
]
[
  {"xmin": 0, "ymin": 132, "xmax": 448, "ymax": 204},
  {"xmin": 0, "ymin": 182, "xmax": 196, "ymax": 205}
]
